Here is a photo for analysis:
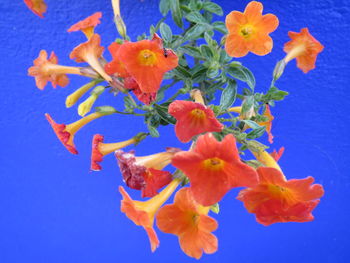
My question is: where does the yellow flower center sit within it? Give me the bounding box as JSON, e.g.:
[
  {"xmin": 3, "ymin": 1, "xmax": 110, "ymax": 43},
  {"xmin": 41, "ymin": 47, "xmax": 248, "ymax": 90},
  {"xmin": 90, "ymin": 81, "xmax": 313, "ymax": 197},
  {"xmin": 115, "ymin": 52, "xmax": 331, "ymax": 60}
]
[
  {"xmin": 138, "ymin": 49, "xmax": 157, "ymax": 66},
  {"xmin": 203, "ymin": 157, "xmax": 225, "ymax": 171},
  {"xmin": 240, "ymin": 25, "xmax": 255, "ymax": 39},
  {"xmin": 190, "ymin": 109, "xmax": 206, "ymax": 119},
  {"xmin": 267, "ymin": 184, "xmax": 296, "ymax": 203}
]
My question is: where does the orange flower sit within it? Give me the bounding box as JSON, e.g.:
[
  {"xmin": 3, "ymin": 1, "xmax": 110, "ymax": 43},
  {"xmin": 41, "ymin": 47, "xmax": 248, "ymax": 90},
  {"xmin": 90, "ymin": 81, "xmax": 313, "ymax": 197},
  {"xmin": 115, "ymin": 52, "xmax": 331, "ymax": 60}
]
[
  {"xmin": 24, "ymin": 0, "xmax": 47, "ymax": 18},
  {"xmin": 283, "ymin": 28, "xmax": 324, "ymax": 73},
  {"xmin": 270, "ymin": 147, "xmax": 285, "ymax": 162},
  {"xmin": 156, "ymin": 188, "xmax": 218, "ymax": 259},
  {"xmin": 105, "ymin": 43, "xmax": 157, "ymax": 104},
  {"xmin": 258, "ymin": 104, "xmax": 274, "ymax": 144},
  {"xmin": 119, "ymin": 178, "xmax": 181, "ymax": 252},
  {"xmin": 28, "ymin": 50, "xmax": 69, "ymax": 90},
  {"xmin": 225, "ymin": 1, "xmax": 279, "ymax": 57},
  {"xmin": 90, "ymin": 133, "xmax": 147, "ymax": 171},
  {"xmin": 172, "ymin": 133, "xmax": 258, "ymax": 206},
  {"xmin": 237, "ymin": 167, "xmax": 324, "ymax": 226},
  {"xmin": 45, "ymin": 112, "xmax": 111, "ymax": 154},
  {"xmin": 70, "ymin": 34, "xmax": 112, "ymax": 83},
  {"xmin": 116, "ymin": 33, "xmax": 178, "ymax": 93},
  {"xmin": 67, "ymin": 12, "xmax": 102, "ymax": 39},
  {"xmin": 168, "ymin": 100, "xmax": 224, "ymax": 143},
  {"xmin": 115, "ymin": 148, "xmax": 179, "ymax": 197},
  {"xmin": 105, "ymin": 42, "xmax": 129, "ymax": 78}
]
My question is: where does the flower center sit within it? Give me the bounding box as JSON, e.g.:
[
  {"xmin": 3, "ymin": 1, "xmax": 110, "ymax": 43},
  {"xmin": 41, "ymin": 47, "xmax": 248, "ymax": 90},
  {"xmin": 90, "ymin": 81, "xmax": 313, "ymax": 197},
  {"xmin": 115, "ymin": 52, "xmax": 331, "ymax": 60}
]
[
  {"xmin": 267, "ymin": 184, "xmax": 296, "ymax": 203},
  {"xmin": 203, "ymin": 157, "xmax": 224, "ymax": 171},
  {"xmin": 138, "ymin": 49, "xmax": 157, "ymax": 66},
  {"xmin": 240, "ymin": 25, "xmax": 254, "ymax": 38},
  {"xmin": 190, "ymin": 109, "xmax": 206, "ymax": 119}
]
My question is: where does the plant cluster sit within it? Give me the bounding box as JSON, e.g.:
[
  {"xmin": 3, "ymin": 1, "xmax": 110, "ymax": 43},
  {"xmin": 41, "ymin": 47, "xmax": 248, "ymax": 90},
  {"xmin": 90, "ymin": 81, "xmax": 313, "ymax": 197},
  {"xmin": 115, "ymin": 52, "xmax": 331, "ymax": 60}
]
[{"xmin": 25, "ymin": 0, "xmax": 325, "ymax": 259}]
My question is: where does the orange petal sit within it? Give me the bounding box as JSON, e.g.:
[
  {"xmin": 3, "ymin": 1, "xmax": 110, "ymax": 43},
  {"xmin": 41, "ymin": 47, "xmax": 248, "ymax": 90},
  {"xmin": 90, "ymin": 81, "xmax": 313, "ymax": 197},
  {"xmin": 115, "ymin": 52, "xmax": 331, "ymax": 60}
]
[
  {"xmin": 225, "ymin": 33, "xmax": 249, "ymax": 58},
  {"xmin": 259, "ymin": 13, "xmax": 279, "ymax": 33},
  {"xmin": 225, "ymin": 11, "xmax": 247, "ymax": 31},
  {"xmin": 244, "ymin": 1, "xmax": 263, "ymax": 24},
  {"xmin": 24, "ymin": 0, "xmax": 47, "ymax": 18}
]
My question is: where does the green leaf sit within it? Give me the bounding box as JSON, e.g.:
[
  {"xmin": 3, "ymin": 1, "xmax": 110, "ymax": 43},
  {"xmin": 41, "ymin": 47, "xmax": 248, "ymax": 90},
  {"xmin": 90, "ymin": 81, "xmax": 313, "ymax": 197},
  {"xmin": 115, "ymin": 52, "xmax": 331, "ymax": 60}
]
[
  {"xmin": 123, "ymin": 96, "xmax": 135, "ymax": 112},
  {"xmin": 159, "ymin": 0, "xmax": 171, "ymax": 16},
  {"xmin": 185, "ymin": 11, "xmax": 207, "ymax": 24},
  {"xmin": 202, "ymin": 2, "xmax": 223, "ymax": 16},
  {"xmin": 212, "ymin": 21, "xmax": 227, "ymax": 34},
  {"xmin": 247, "ymin": 126, "xmax": 266, "ymax": 139},
  {"xmin": 159, "ymin": 23, "xmax": 173, "ymax": 42},
  {"xmin": 178, "ymin": 46, "xmax": 203, "ymax": 59},
  {"xmin": 153, "ymin": 104, "xmax": 176, "ymax": 124},
  {"xmin": 206, "ymin": 67, "xmax": 219, "ymax": 78},
  {"xmin": 241, "ymin": 96, "xmax": 255, "ymax": 115},
  {"xmin": 95, "ymin": 106, "xmax": 117, "ymax": 114},
  {"xmin": 219, "ymin": 80, "xmax": 237, "ymax": 111},
  {"xmin": 200, "ymin": 45, "xmax": 213, "ymax": 58},
  {"xmin": 264, "ymin": 86, "xmax": 289, "ymax": 101},
  {"xmin": 241, "ymin": 120, "xmax": 261, "ymax": 129},
  {"xmin": 227, "ymin": 64, "xmax": 256, "ymax": 90},
  {"xmin": 184, "ymin": 24, "xmax": 207, "ymax": 41},
  {"xmin": 172, "ymin": 65, "xmax": 192, "ymax": 79},
  {"xmin": 147, "ymin": 123, "xmax": 160, "ymax": 138},
  {"xmin": 170, "ymin": 0, "xmax": 183, "ymax": 28}
]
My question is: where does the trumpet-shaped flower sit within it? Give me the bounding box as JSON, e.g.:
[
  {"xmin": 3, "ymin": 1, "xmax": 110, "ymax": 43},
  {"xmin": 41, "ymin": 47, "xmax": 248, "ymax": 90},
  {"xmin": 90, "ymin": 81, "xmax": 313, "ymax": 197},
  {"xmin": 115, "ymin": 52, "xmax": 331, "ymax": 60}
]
[
  {"xmin": 258, "ymin": 104, "xmax": 274, "ymax": 144},
  {"xmin": 284, "ymin": 28, "xmax": 324, "ymax": 73},
  {"xmin": 156, "ymin": 188, "xmax": 218, "ymax": 259},
  {"xmin": 172, "ymin": 133, "xmax": 258, "ymax": 206},
  {"xmin": 237, "ymin": 167, "xmax": 324, "ymax": 226},
  {"xmin": 28, "ymin": 50, "xmax": 69, "ymax": 90},
  {"xmin": 119, "ymin": 179, "xmax": 181, "ymax": 252},
  {"xmin": 70, "ymin": 34, "xmax": 112, "ymax": 83},
  {"xmin": 169, "ymin": 100, "xmax": 224, "ymax": 143},
  {"xmin": 91, "ymin": 133, "xmax": 147, "ymax": 171},
  {"xmin": 115, "ymin": 148, "xmax": 178, "ymax": 197},
  {"xmin": 116, "ymin": 34, "xmax": 178, "ymax": 93},
  {"xmin": 225, "ymin": 1, "xmax": 279, "ymax": 57},
  {"xmin": 45, "ymin": 112, "xmax": 111, "ymax": 154},
  {"xmin": 67, "ymin": 12, "xmax": 102, "ymax": 39},
  {"xmin": 24, "ymin": 0, "xmax": 47, "ymax": 18}
]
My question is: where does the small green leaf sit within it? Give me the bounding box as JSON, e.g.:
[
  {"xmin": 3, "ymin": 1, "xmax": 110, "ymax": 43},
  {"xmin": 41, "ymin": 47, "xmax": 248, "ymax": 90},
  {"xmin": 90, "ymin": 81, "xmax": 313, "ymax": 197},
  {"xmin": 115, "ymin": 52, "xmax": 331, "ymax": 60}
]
[
  {"xmin": 172, "ymin": 65, "xmax": 192, "ymax": 79},
  {"xmin": 212, "ymin": 21, "xmax": 227, "ymax": 34},
  {"xmin": 184, "ymin": 24, "xmax": 207, "ymax": 40},
  {"xmin": 159, "ymin": 0, "xmax": 171, "ymax": 16},
  {"xmin": 241, "ymin": 120, "xmax": 261, "ymax": 130},
  {"xmin": 147, "ymin": 124, "xmax": 160, "ymax": 138},
  {"xmin": 241, "ymin": 96, "xmax": 255, "ymax": 115},
  {"xmin": 227, "ymin": 64, "xmax": 256, "ymax": 90},
  {"xmin": 206, "ymin": 67, "xmax": 219, "ymax": 78},
  {"xmin": 219, "ymin": 80, "xmax": 237, "ymax": 111},
  {"xmin": 202, "ymin": 2, "xmax": 223, "ymax": 16},
  {"xmin": 159, "ymin": 23, "xmax": 173, "ymax": 42},
  {"xmin": 153, "ymin": 104, "xmax": 176, "ymax": 124},
  {"xmin": 247, "ymin": 126, "xmax": 266, "ymax": 139},
  {"xmin": 179, "ymin": 46, "xmax": 203, "ymax": 59},
  {"xmin": 185, "ymin": 11, "xmax": 207, "ymax": 24},
  {"xmin": 170, "ymin": 0, "xmax": 183, "ymax": 28},
  {"xmin": 210, "ymin": 203, "xmax": 220, "ymax": 214},
  {"xmin": 123, "ymin": 96, "xmax": 135, "ymax": 111},
  {"xmin": 200, "ymin": 45, "xmax": 213, "ymax": 58}
]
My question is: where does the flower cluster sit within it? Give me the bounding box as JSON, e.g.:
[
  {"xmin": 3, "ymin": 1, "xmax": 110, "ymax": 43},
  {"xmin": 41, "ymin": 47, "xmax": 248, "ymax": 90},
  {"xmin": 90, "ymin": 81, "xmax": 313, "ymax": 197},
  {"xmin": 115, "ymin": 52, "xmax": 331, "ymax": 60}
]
[{"xmin": 26, "ymin": 0, "xmax": 325, "ymax": 259}]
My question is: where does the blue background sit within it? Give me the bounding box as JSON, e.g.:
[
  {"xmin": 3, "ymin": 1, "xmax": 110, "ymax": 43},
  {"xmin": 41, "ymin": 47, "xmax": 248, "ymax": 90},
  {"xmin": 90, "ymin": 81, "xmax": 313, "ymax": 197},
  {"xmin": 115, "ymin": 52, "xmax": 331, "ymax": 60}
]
[{"xmin": 0, "ymin": 0, "xmax": 349, "ymax": 262}]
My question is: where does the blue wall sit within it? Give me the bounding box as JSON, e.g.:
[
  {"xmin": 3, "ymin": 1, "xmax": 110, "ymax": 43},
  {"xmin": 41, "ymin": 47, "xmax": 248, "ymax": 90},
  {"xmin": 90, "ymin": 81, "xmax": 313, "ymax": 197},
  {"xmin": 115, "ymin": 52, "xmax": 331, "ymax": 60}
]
[{"xmin": 0, "ymin": 0, "xmax": 349, "ymax": 262}]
